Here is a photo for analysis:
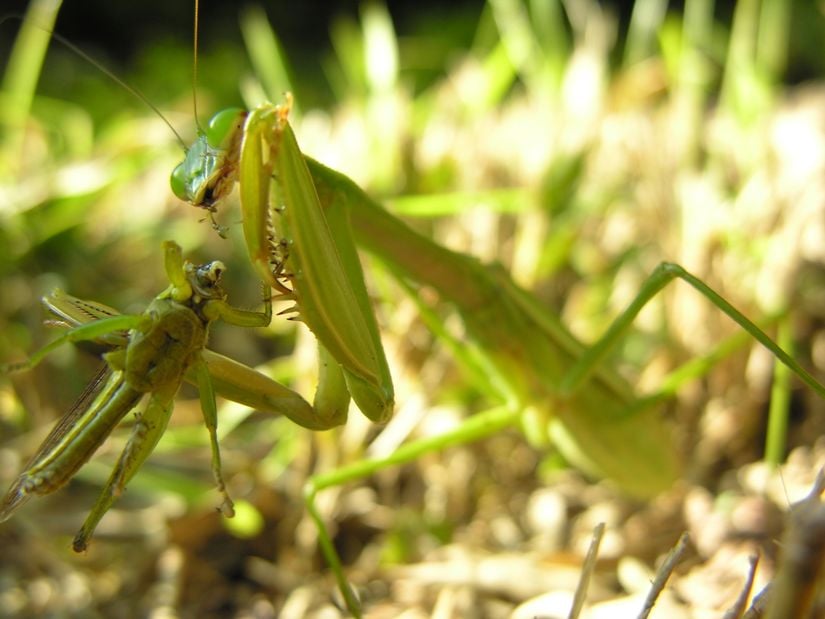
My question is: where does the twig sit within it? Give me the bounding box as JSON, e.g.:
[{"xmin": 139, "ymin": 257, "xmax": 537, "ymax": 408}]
[
  {"xmin": 637, "ymin": 532, "xmax": 690, "ymax": 619},
  {"xmin": 568, "ymin": 522, "xmax": 605, "ymax": 619},
  {"xmin": 742, "ymin": 583, "xmax": 769, "ymax": 619},
  {"xmin": 744, "ymin": 468, "xmax": 825, "ymax": 618},
  {"xmin": 723, "ymin": 553, "xmax": 760, "ymax": 619},
  {"xmin": 762, "ymin": 468, "xmax": 825, "ymax": 619}
]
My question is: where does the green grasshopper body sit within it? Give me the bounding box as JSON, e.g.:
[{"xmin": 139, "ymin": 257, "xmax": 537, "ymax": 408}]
[{"xmin": 0, "ymin": 241, "xmax": 343, "ymax": 550}]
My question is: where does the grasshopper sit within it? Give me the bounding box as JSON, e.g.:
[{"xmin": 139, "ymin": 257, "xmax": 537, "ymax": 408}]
[{"xmin": 0, "ymin": 240, "xmax": 348, "ymax": 551}]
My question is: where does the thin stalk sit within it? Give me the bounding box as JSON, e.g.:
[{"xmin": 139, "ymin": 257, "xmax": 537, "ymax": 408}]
[
  {"xmin": 765, "ymin": 315, "xmax": 793, "ymax": 467},
  {"xmin": 1, "ymin": 0, "xmax": 63, "ymax": 174}
]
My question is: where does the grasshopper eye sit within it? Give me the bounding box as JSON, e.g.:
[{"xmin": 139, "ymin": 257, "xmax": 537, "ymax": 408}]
[
  {"xmin": 196, "ymin": 260, "xmax": 226, "ymax": 286},
  {"xmin": 205, "ymin": 261, "xmax": 226, "ymax": 283},
  {"xmin": 206, "ymin": 108, "xmax": 246, "ymax": 149}
]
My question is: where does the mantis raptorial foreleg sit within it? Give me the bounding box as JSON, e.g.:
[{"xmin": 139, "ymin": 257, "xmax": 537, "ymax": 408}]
[
  {"xmin": 172, "ymin": 97, "xmax": 395, "ymax": 428},
  {"xmin": 0, "ymin": 240, "xmax": 360, "ymax": 550}
]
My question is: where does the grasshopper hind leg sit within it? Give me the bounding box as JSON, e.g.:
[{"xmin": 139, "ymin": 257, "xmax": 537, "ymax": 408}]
[{"xmin": 72, "ymin": 393, "xmax": 174, "ymax": 552}]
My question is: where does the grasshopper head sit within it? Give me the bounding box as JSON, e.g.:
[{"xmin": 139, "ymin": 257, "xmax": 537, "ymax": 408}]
[{"xmin": 185, "ymin": 259, "xmax": 228, "ymax": 302}]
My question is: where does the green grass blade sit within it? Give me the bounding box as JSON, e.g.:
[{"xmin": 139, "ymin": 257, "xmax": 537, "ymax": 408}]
[{"xmin": 1, "ymin": 0, "xmax": 64, "ymax": 173}]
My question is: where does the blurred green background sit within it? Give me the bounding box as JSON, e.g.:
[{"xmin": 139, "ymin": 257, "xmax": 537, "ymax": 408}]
[{"xmin": 2, "ymin": 0, "xmax": 825, "ymax": 616}]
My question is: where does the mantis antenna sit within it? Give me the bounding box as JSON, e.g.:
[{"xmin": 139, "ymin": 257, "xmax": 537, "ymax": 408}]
[
  {"xmin": 192, "ymin": 0, "xmax": 203, "ymax": 132},
  {"xmin": 1, "ymin": 14, "xmax": 188, "ymax": 150}
]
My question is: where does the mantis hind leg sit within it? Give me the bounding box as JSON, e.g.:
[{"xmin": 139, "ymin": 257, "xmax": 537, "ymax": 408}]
[
  {"xmin": 303, "ymin": 405, "xmax": 518, "ymax": 617},
  {"xmin": 558, "ymin": 262, "xmax": 825, "ymax": 401}
]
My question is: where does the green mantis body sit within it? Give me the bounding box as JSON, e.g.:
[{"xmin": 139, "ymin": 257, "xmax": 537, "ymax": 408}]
[
  {"xmin": 169, "ymin": 99, "xmax": 825, "ymax": 614},
  {"xmin": 172, "ymin": 101, "xmax": 825, "ymax": 496}
]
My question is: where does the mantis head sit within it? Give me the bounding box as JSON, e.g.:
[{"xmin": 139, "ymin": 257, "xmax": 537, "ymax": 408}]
[{"xmin": 170, "ymin": 108, "xmax": 247, "ymax": 209}]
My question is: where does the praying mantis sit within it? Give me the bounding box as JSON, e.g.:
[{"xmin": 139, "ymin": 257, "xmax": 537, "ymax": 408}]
[
  {"xmin": 3, "ymin": 2, "xmax": 825, "ymax": 617},
  {"xmin": 169, "ymin": 95, "xmax": 825, "ymax": 616}
]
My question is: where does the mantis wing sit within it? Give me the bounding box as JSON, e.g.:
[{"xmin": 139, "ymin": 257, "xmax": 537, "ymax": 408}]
[{"xmin": 239, "ymin": 105, "xmax": 394, "ymax": 423}]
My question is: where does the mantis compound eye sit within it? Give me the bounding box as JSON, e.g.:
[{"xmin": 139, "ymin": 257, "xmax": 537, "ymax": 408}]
[
  {"xmin": 205, "ymin": 108, "xmax": 246, "ymax": 149},
  {"xmin": 170, "ymin": 161, "xmax": 191, "ymax": 201}
]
